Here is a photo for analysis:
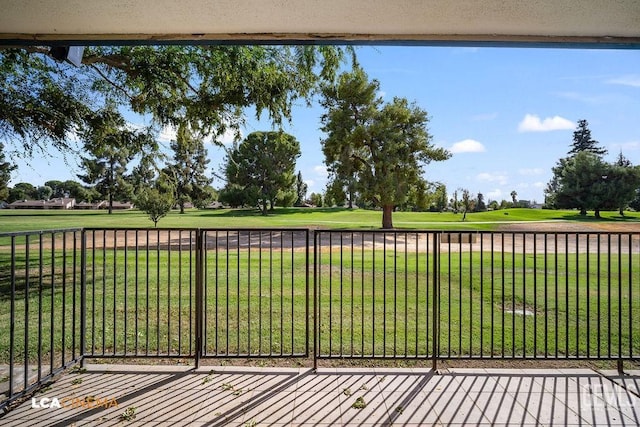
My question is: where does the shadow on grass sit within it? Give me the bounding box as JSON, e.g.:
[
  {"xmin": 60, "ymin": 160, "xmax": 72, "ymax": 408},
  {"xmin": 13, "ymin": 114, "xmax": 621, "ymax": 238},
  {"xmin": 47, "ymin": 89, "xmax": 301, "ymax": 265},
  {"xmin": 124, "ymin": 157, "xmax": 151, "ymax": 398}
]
[{"xmin": 555, "ymin": 213, "xmax": 640, "ymax": 222}]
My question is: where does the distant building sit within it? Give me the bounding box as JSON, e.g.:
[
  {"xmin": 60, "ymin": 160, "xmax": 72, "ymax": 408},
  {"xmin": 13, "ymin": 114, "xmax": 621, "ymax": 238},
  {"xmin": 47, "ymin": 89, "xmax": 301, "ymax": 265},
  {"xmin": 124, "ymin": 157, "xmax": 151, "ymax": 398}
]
[
  {"xmin": 108, "ymin": 201, "xmax": 134, "ymax": 210},
  {"xmin": 6, "ymin": 199, "xmax": 135, "ymax": 210},
  {"xmin": 205, "ymin": 201, "xmax": 225, "ymax": 209},
  {"xmin": 76, "ymin": 201, "xmax": 107, "ymax": 210},
  {"xmin": 8, "ymin": 198, "xmax": 76, "ymax": 210}
]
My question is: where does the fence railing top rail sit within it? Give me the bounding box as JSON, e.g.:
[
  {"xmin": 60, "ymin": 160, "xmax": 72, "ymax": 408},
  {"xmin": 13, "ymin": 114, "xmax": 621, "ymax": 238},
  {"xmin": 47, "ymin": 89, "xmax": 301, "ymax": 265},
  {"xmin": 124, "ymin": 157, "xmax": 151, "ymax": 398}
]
[
  {"xmin": 314, "ymin": 229, "xmax": 640, "ymax": 236},
  {"xmin": 0, "ymin": 227, "xmax": 83, "ymax": 238}
]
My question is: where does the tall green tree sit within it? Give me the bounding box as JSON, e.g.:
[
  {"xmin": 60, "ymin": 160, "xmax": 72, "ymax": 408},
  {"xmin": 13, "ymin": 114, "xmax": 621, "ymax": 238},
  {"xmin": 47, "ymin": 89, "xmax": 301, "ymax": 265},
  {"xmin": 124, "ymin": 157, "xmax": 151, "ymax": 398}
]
[
  {"xmin": 475, "ymin": 192, "xmax": 487, "ymax": 212},
  {"xmin": 45, "ymin": 179, "xmax": 93, "ymax": 202},
  {"xmin": 320, "ymin": 66, "xmax": 380, "ymax": 210},
  {"xmin": 63, "ymin": 180, "xmax": 93, "ymax": 202},
  {"xmin": 320, "ymin": 67, "xmax": 450, "ymax": 228},
  {"xmin": 8, "ymin": 182, "xmax": 37, "ymax": 203},
  {"xmin": 450, "ymin": 189, "xmax": 460, "ymax": 214},
  {"xmin": 324, "ymin": 177, "xmax": 347, "ymax": 207},
  {"xmin": 546, "ymin": 151, "xmax": 610, "ymax": 217},
  {"xmin": 225, "ymin": 131, "xmax": 301, "ymax": 215},
  {"xmin": 546, "ymin": 119, "xmax": 621, "ymax": 216},
  {"xmin": 1, "ymin": 46, "xmax": 350, "ymax": 158},
  {"xmin": 218, "ymin": 183, "xmax": 255, "ymax": 208},
  {"xmin": 129, "ymin": 151, "xmax": 161, "ymax": 195},
  {"xmin": 78, "ymin": 106, "xmax": 155, "ymax": 214},
  {"xmin": 403, "ymin": 180, "xmax": 429, "ymax": 212},
  {"xmin": 44, "ymin": 180, "xmax": 65, "ymax": 198},
  {"xmin": 605, "ymin": 153, "xmax": 640, "ymax": 216},
  {"xmin": 309, "ymin": 192, "xmax": 323, "ymax": 207},
  {"xmin": 431, "ymin": 183, "xmax": 448, "ymax": 212},
  {"xmin": 164, "ymin": 124, "xmax": 213, "ymax": 213},
  {"xmin": 294, "ymin": 171, "xmax": 308, "ymax": 206},
  {"xmin": 510, "ymin": 190, "xmax": 518, "ymax": 205},
  {"xmin": 0, "ymin": 143, "xmax": 16, "ymax": 201},
  {"xmin": 36, "ymin": 185, "xmax": 53, "ymax": 200},
  {"xmin": 568, "ymin": 119, "xmax": 607, "ymax": 157}
]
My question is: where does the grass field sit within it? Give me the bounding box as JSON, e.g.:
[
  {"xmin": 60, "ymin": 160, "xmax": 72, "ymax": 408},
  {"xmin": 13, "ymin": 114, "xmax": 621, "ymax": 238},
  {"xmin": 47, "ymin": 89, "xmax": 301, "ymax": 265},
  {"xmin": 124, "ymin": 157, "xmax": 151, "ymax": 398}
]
[{"xmin": 1, "ymin": 206, "xmax": 640, "ymax": 233}]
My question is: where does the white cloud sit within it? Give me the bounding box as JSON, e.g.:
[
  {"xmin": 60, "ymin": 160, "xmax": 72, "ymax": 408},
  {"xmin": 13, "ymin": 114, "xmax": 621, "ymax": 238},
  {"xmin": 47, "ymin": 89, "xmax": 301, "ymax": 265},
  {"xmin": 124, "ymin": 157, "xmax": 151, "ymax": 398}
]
[
  {"xmin": 607, "ymin": 75, "xmax": 640, "ymax": 88},
  {"xmin": 476, "ymin": 172, "xmax": 508, "ymax": 185},
  {"xmin": 305, "ymin": 166, "xmax": 330, "ymax": 193},
  {"xmin": 517, "ymin": 114, "xmax": 574, "ymax": 132},
  {"xmin": 532, "ymin": 182, "xmax": 545, "ymax": 189},
  {"xmin": 449, "ymin": 139, "xmax": 486, "ymax": 154},
  {"xmin": 518, "ymin": 168, "xmax": 544, "ymax": 176}
]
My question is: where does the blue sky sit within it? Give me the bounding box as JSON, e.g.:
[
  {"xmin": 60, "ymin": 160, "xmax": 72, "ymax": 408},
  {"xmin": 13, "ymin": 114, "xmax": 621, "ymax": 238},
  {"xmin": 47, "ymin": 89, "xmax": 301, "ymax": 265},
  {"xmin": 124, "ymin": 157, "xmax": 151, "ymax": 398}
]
[{"xmin": 10, "ymin": 46, "xmax": 640, "ymax": 204}]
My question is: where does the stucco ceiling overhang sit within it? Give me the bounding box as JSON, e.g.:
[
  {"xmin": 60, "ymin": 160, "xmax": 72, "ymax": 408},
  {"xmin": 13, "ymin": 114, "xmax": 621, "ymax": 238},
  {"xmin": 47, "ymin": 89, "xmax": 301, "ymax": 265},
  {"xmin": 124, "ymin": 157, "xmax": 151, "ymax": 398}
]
[{"xmin": 1, "ymin": 0, "xmax": 639, "ymax": 47}]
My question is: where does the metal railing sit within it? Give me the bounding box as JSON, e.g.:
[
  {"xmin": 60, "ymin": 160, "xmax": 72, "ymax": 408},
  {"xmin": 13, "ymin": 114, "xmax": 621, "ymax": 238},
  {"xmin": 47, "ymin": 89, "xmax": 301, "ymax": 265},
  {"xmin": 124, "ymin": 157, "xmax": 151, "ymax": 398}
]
[
  {"xmin": 2, "ymin": 227, "xmax": 639, "ymax": 410},
  {"xmin": 1, "ymin": 229, "xmax": 83, "ymax": 411},
  {"xmin": 314, "ymin": 230, "xmax": 438, "ymax": 361},
  {"xmin": 315, "ymin": 230, "xmax": 640, "ymax": 363},
  {"xmin": 82, "ymin": 228, "xmax": 197, "ymax": 359},
  {"xmin": 200, "ymin": 229, "xmax": 310, "ymax": 358}
]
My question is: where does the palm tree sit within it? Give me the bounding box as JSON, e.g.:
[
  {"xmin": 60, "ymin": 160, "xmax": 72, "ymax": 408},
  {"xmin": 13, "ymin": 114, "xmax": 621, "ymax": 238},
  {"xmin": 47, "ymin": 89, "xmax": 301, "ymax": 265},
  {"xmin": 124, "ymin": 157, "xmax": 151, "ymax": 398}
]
[{"xmin": 510, "ymin": 190, "xmax": 518, "ymax": 205}]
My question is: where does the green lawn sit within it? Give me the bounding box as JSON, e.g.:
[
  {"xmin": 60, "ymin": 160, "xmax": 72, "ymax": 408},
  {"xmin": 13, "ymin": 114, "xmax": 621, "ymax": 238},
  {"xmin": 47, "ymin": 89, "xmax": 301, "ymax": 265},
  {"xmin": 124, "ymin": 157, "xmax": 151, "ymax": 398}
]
[{"xmin": 1, "ymin": 207, "xmax": 639, "ymax": 233}]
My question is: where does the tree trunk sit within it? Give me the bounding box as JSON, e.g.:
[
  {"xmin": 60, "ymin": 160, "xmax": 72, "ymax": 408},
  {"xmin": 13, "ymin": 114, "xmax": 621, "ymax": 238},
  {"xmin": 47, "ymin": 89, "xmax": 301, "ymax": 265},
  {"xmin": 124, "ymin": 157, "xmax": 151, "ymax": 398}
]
[
  {"xmin": 619, "ymin": 207, "xmax": 625, "ymax": 217},
  {"xmin": 261, "ymin": 200, "xmax": 268, "ymax": 216},
  {"xmin": 179, "ymin": 201, "xmax": 185, "ymax": 214},
  {"xmin": 382, "ymin": 205, "xmax": 394, "ymax": 229},
  {"xmin": 595, "ymin": 208, "xmax": 601, "ymax": 218},
  {"xmin": 108, "ymin": 193, "xmax": 113, "ymax": 215},
  {"xmin": 579, "ymin": 207, "xmax": 587, "ymax": 216}
]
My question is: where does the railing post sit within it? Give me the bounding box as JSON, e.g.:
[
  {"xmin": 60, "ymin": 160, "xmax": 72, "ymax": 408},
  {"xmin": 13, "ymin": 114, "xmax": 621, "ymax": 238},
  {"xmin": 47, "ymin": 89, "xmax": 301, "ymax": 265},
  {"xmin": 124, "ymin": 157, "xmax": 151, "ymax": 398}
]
[
  {"xmin": 313, "ymin": 230, "xmax": 318, "ymax": 371},
  {"xmin": 195, "ymin": 229, "xmax": 203, "ymax": 368},
  {"xmin": 305, "ymin": 229, "xmax": 310, "ymax": 359},
  {"xmin": 432, "ymin": 232, "xmax": 440, "ymax": 373},
  {"xmin": 80, "ymin": 229, "xmax": 86, "ymax": 367}
]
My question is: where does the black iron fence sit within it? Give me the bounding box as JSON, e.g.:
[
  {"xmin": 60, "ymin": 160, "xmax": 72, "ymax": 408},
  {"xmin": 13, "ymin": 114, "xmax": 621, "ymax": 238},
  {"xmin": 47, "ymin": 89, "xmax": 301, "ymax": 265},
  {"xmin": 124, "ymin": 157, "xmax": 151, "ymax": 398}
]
[
  {"xmin": 200, "ymin": 229, "xmax": 310, "ymax": 358},
  {"xmin": 314, "ymin": 230, "xmax": 438, "ymax": 362},
  {"xmin": 315, "ymin": 230, "xmax": 640, "ymax": 364},
  {"xmin": 2, "ymin": 227, "xmax": 639, "ymax": 410},
  {"xmin": 82, "ymin": 228, "xmax": 197, "ymax": 359},
  {"xmin": 0, "ymin": 229, "xmax": 83, "ymax": 411}
]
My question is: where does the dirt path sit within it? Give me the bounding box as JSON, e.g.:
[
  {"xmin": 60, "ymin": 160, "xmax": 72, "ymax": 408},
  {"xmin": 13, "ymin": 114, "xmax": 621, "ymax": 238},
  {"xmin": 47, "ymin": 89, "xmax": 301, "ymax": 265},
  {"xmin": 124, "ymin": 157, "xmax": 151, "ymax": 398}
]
[{"xmin": 3, "ymin": 221, "xmax": 639, "ymax": 253}]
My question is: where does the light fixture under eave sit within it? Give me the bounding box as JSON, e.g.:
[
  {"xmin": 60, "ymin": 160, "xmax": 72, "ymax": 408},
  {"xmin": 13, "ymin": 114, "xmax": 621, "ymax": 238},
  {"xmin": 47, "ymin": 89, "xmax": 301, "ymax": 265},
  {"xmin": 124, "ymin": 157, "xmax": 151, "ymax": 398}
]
[{"xmin": 49, "ymin": 46, "xmax": 84, "ymax": 67}]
